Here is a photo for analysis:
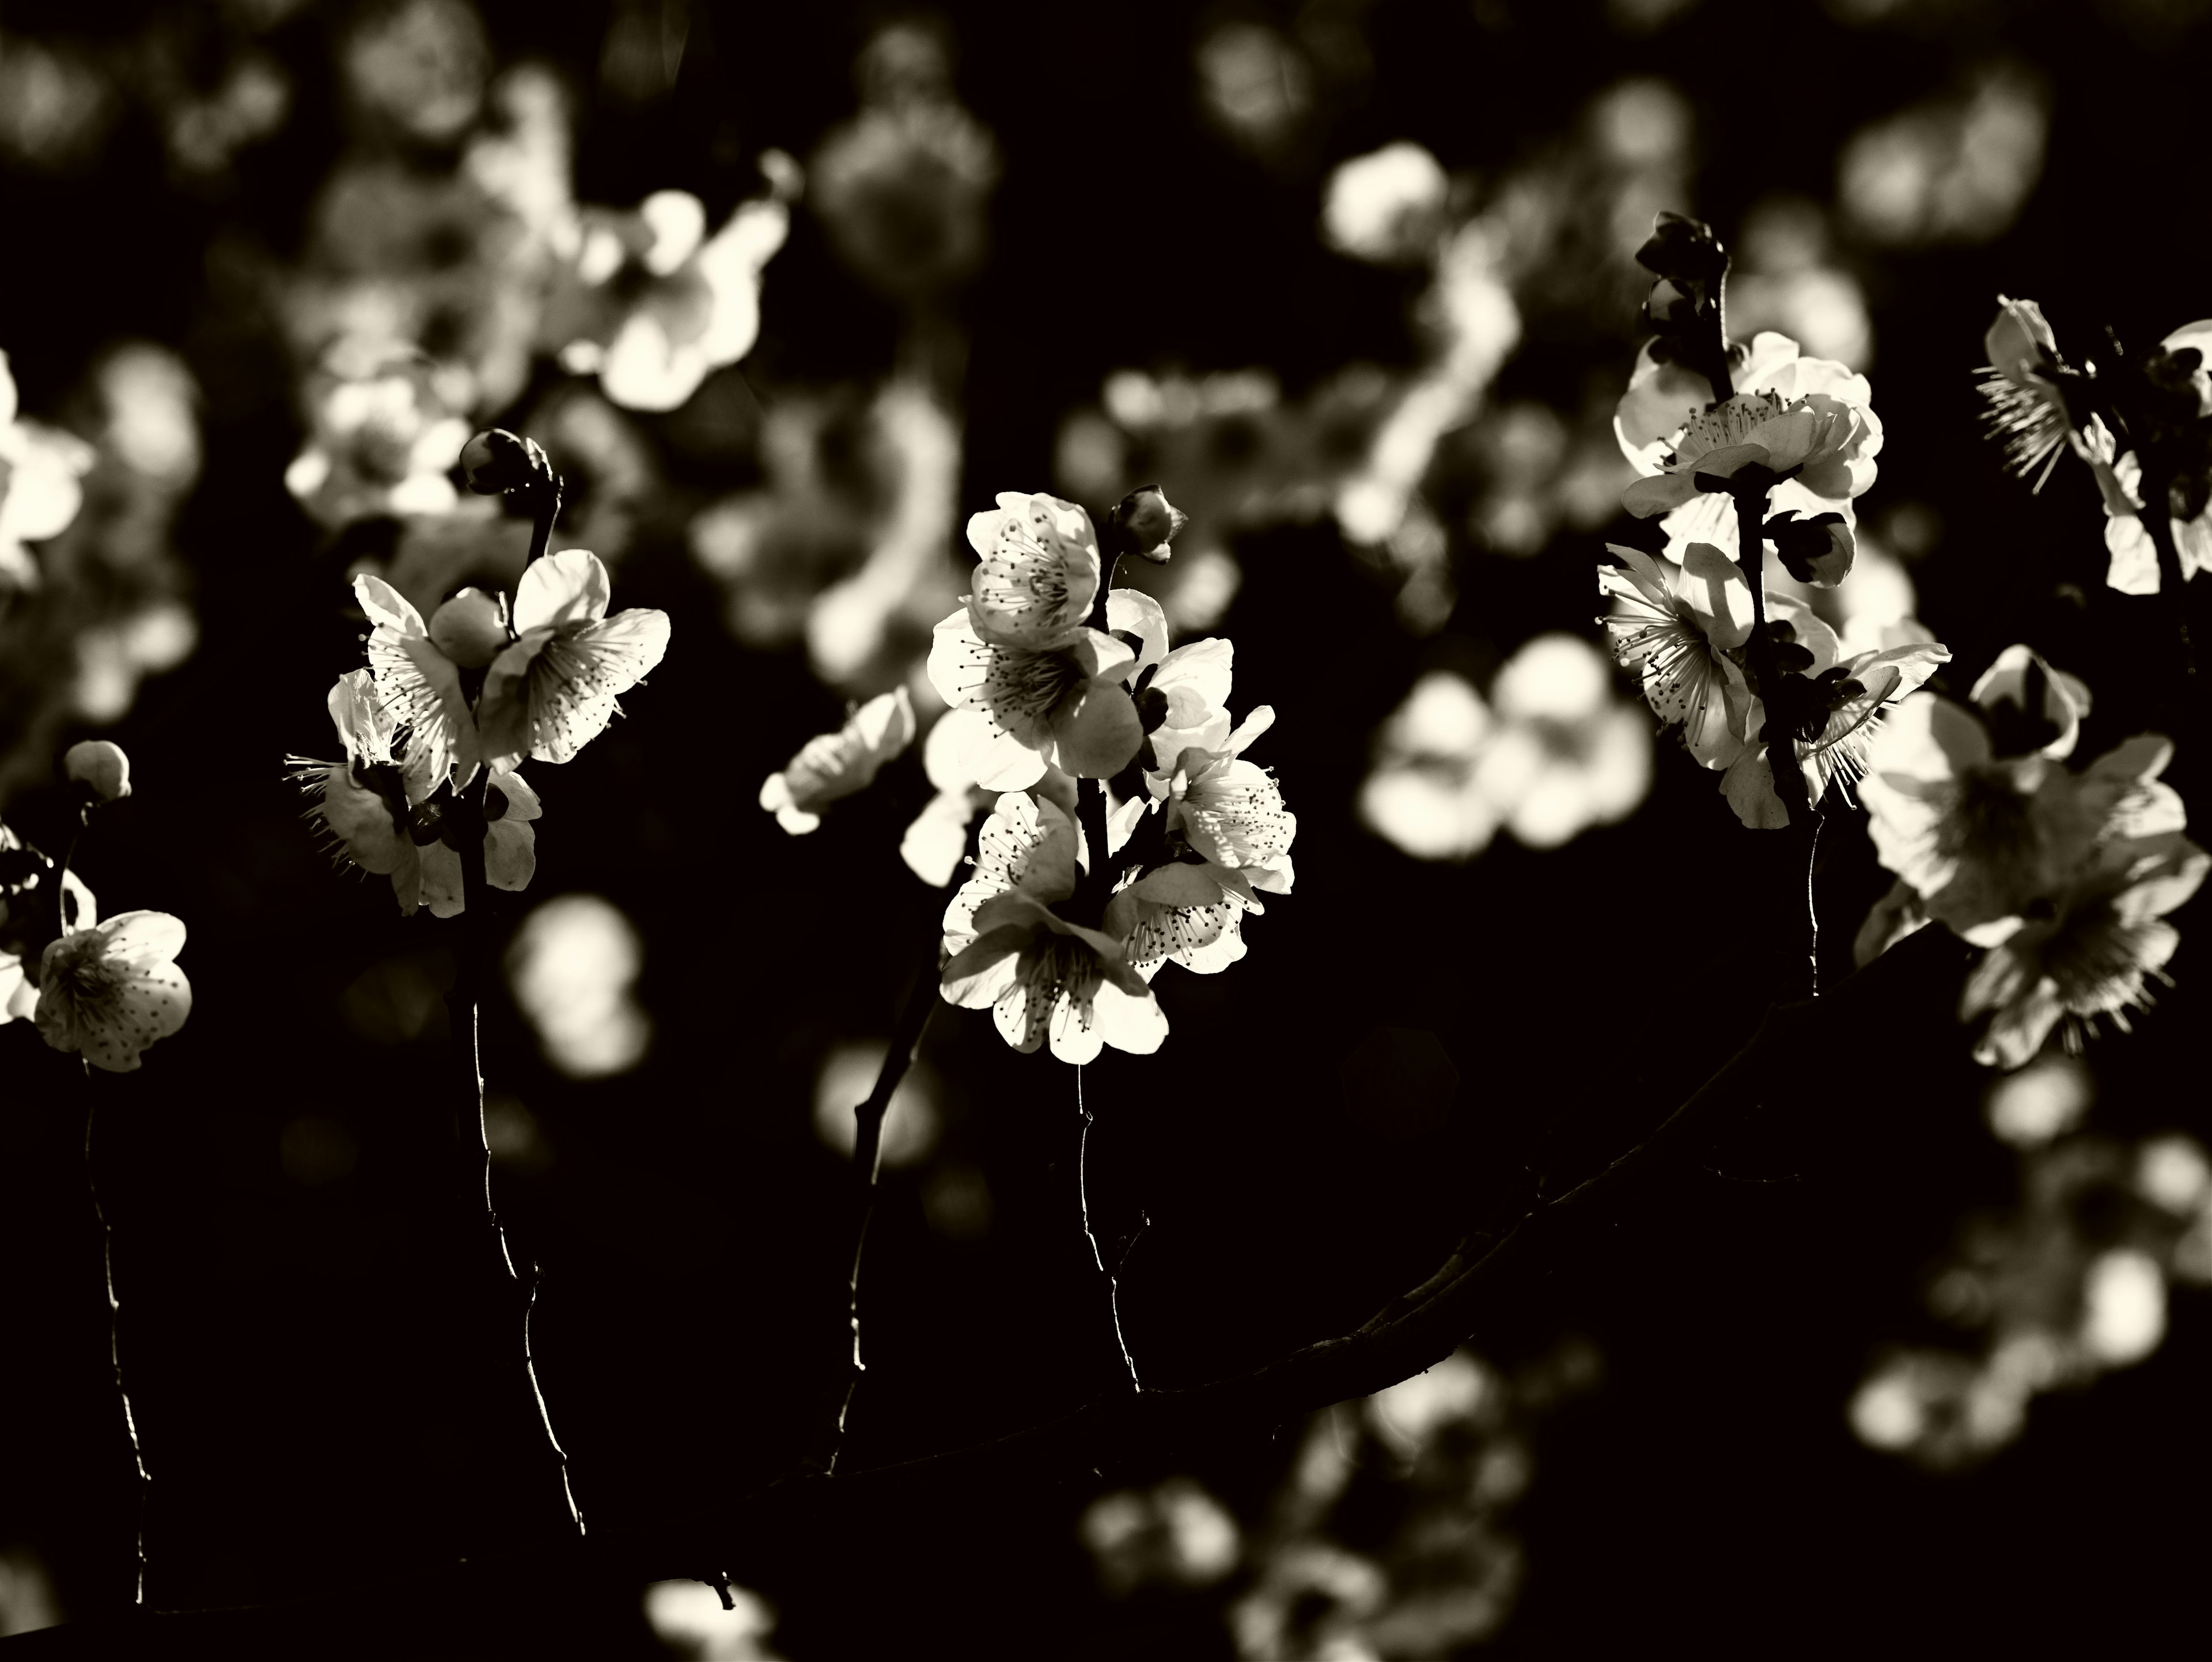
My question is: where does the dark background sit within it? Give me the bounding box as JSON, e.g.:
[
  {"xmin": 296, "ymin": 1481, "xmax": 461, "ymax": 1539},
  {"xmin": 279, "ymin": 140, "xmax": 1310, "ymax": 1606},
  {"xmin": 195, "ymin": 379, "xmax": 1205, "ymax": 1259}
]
[{"xmin": 3, "ymin": 0, "xmax": 2209, "ymax": 1655}]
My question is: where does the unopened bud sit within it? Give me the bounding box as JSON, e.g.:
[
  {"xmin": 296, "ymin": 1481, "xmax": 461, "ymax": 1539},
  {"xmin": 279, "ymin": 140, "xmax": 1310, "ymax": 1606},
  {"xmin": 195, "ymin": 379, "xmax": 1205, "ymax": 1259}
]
[
  {"xmin": 65, "ymin": 740, "xmax": 132, "ymax": 803},
  {"xmin": 1111, "ymin": 485, "xmax": 1187, "ymax": 563},
  {"xmin": 460, "ymin": 429, "xmax": 547, "ymax": 495},
  {"xmin": 1634, "ymin": 212, "xmax": 1728, "ymax": 287},
  {"xmin": 429, "ymin": 589, "xmax": 512, "ymax": 668}
]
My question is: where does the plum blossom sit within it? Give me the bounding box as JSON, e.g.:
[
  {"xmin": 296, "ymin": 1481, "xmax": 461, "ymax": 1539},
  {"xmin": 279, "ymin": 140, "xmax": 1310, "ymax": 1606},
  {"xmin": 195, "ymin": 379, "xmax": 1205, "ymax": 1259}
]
[
  {"xmin": 291, "ymin": 669, "xmax": 539, "ymax": 918},
  {"xmin": 939, "ymin": 792, "xmax": 1166, "ymax": 1063},
  {"xmin": 927, "ymin": 493, "xmax": 1142, "ymax": 781},
  {"xmin": 1720, "ymin": 638, "xmax": 1951, "ymax": 829},
  {"xmin": 2085, "ymin": 325, "xmax": 2212, "ymax": 595},
  {"xmin": 1598, "ymin": 543, "xmax": 1758, "ymax": 768},
  {"xmin": 760, "ymin": 687, "xmax": 918, "ymax": 835},
  {"xmin": 901, "ymin": 707, "xmax": 1076, "ymax": 887},
  {"xmin": 355, "ymin": 573, "xmax": 481, "ymax": 799},
  {"xmin": 474, "ymin": 548, "xmax": 672, "ymax": 766},
  {"xmin": 1616, "ymin": 331, "xmax": 1883, "ymax": 575},
  {"xmin": 1155, "ymin": 707, "xmax": 1297, "ymax": 888},
  {"xmin": 1107, "ymin": 586, "xmax": 1234, "ymax": 773},
  {"xmin": 36, "ymin": 911, "xmax": 191, "ymax": 1073},
  {"xmin": 1858, "ymin": 648, "xmax": 2120, "ymax": 935},
  {"xmin": 1960, "ymin": 828, "xmax": 2208, "ymax": 1070},
  {"xmin": 0, "ymin": 347, "xmax": 96, "ymax": 588},
  {"xmin": 1975, "ymin": 296, "xmax": 2081, "ymax": 491}
]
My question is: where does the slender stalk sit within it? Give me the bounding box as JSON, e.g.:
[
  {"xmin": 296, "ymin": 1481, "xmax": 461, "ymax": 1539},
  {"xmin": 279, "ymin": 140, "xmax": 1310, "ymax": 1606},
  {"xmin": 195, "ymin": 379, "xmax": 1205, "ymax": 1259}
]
[
  {"xmin": 1075, "ymin": 1066, "xmax": 1141, "ymax": 1391},
  {"xmin": 445, "ymin": 828, "xmax": 585, "ymax": 1538},
  {"xmin": 827, "ymin": 937, "xmax": 943, "ymax": 1474},
  {"xmin": 84, "ymin": 1100, "xmax": 149, "ymax": 1604},
  {"xmin": 1731, "ymin": 486, "xmax": 1822, "ymax": 998},
  {"xmin": 2136, "ymin": 466, "xmax": 2200, "ymax": 696},
  {"xmin": 524, "ymin": 471, "xmax": 565, "ymax": 569}
]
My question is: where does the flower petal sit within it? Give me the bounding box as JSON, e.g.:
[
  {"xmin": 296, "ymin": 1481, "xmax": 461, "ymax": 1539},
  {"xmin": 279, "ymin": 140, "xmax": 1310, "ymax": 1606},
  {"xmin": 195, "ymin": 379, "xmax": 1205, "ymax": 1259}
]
[
  {"xmin": 513, "ymin": 548, "xmax": 613, "ymax": 631},
  {"xmin": 1048, "ymin": 680, "xmax": 1143, "ymax": 779}
]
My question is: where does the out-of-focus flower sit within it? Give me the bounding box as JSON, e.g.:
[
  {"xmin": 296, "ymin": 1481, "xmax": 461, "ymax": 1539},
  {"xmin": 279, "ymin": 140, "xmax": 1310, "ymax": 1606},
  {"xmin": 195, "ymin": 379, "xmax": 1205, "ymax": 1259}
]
[
  {"xmin": 285, "ymin": 346, "xmax": 473, "ymax": 528},
  {"xmin": 1196, "ymin": 21, "xmax": 1313, "ymax": 160},
  {"xmin": 550, "ymin": 184, "xmax": 792, "ymax": 413},
  {"xmin": 1616, "ymin": 331, "xmax": 1883, "ymax": 574},
  {"xmin": 939, "ymin": 792, "xmax": 1166, "ymax": 1063},
  {"xmin": 928, "ymin": 494, "xmax": 1141, "ymax": 781},
  {"xmin": 760, "ymin": 687, "xmax": 917, "ymax": 834},
  {"xmin": 0, "ymin": 349, "xmax": 96, "ymax": 588},
  {"xmin": 36, "ymin": 911, "xmax": 191, "ymax": 1073},
  {"xmin": 1720, "ymin": 638, "xmax": 1950, "ymax": 829},
  {"xmin": 1960, "ymin": 805, "xmax": 2206, "ymax": 1069},
  {"xmin": 508, "ymin": 893, "xmax": 650, "ymax": 1077},
  {"xmin": 64, "ymin": 740, "xmax": 131, "ymax": 803},
  {"xmin": 355, "ymin": 573, "xmax": 481, "ymax": 797},
  {"xmin": 1598, "ymin": 543, "xmax": 1756, "ymax": 768},
  {"xmin": 475, "ymin": 548, "xmax": 672, "ymax": 766},
  {"xmin": 1082, "ymin": 1478, "xmax": 1241, "ymax": 1596},
  {"xmin": 1838, "ymin": 67, "xmax": 2047, "ymax": 249},
  {"xmin": 1859, "ymin": 647, "xmax": 2111, "ymax": 933},
  {"xmin": 811, "ymin": 25, "xmax": 998, "ymax": 300},
  {"xmin": 1322, "ymin": 141, "xmax": 1449, "ymax": 265},
  {"xmin": 1471, "ymin": 633, "xmax": 1653, "ymax": 847},
  {"xmin": 343, "ymin": 0, "xmax": 489, "ymax": 144}
]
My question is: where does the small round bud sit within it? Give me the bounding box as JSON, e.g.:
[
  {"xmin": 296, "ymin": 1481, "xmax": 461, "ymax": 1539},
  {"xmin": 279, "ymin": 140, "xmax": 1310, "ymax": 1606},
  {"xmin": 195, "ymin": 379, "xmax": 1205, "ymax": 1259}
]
[
  {"xmin": 1984, "ymin": 296, "xmax": 2057, "ymax": 384},
  {"xmin": 1111, "ymin": 486, "xmax": 1188, "ymax": 564},
  {"xmin": 65, "ymin": 740, "xmax": 132, "ymax": 804},
  {"xmin": 460, "ymin": 429, "xmax": 544, "ymax": 495},
  {"xmin": 429, "ymin": 589, "xmax": 512, "ymax": 668}
]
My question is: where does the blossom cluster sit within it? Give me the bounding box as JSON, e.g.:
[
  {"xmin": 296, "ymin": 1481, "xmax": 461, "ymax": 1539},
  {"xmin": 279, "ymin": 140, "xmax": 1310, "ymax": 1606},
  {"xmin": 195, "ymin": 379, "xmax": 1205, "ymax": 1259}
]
[
  {"xmin": 1854, "ymin": 647, "xmax": 2207, "ymax": 1069},
  {"xmin": 290, "ymin": 499, "xmax": 669, "ymax": 916},
  {"xmin": 758, "ymin": 489, "xmax": 1296, "ymax": 1065},
  {"xmin": 1, "ymin": 744, "xmax": 190, "ymax": 1073}
]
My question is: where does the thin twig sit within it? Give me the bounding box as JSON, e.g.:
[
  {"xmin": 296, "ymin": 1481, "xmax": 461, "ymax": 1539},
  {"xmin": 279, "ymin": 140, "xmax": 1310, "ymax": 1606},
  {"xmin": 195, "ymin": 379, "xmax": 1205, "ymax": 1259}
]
[
  {"xmin": 84, "ymin": 1099, "xmax": 150, "ymax": 1605},
  {"xmin": 446, "ymin": 830, "xmax": 585, "ymax": 1538},
  {"xmin": 1075, "ymin": 1067, "xmax": 1141, "ymax": 1391},
  {"xmin": 702, "ymin": 923, "xmax": 1968, "ymax": 1539},
  {"xmin": 827, "ymin": 936, "xmax": 943, "ymax": 1473}
]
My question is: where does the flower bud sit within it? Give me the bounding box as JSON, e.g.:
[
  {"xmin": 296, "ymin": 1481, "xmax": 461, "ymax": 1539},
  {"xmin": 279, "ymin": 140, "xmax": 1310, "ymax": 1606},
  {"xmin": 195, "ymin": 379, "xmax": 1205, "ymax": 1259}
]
[
  {"xmin": 1634, "ymin": 212, "xmax": 1728, "ymax": 288},
  {"xmin": 460, "ymin": 429, "xmax": 545, "ymax": 495},
  {"xmin": 1984, "ymin": 296, "xmax": 2056, "ymax": 385},
  {"xmin": 1109, "ymin": 485, "xmax": 1187, "ymax": 563},
  {"xmin": 429, "ymin": 589, "xmax": 512, "ymax": 668},
  {"xmin": 65, "ymin": 740, "xmax": 132, "ymax": 803}
]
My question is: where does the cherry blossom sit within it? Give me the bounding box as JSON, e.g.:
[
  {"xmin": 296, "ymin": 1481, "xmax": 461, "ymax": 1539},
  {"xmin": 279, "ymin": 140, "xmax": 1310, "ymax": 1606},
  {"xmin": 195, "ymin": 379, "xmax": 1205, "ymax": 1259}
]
[
  {"xmin": 36, "ymin": 911, "xmax": 192, "ymax": 1073},
  {"xmin": 939, "ymin": 792, "xmax": 1166, "ymax": 1063},
  {"xmin": 760, "ymin": 687, "xmax": 918, "ymax": 835},
  {"xmin": 475, "ymin": 548, "xmax": 672, "ymax": 766}
]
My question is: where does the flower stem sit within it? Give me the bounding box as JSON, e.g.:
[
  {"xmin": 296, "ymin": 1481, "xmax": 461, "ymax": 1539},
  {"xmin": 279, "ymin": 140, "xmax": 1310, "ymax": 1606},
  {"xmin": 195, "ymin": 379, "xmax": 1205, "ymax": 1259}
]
[
  {"xmin": 84, "ymin": 1099, "xmax": 149, "ymax": 1606},
  {"xmin": 826, "ymin": 933, "xmax": 943, "ymax": 1474},
  {"xmin": 524, "ymin": 471, "xmax": 565, "ymax": 569},
  {"xmin": 445, "ymin": 831, "xmax": 585, "ymax": 1541},
  {"xmin": 1075, "ymin": 1065, "xmax": 1141, "ymax": 1391},
  {"xmin": 1732, "ymin": 486, "xmax": 1822, "ymax": 998},
  {"xmin": 2136, "ymin": 462, "xmax": 2200, "ymax": 696}
]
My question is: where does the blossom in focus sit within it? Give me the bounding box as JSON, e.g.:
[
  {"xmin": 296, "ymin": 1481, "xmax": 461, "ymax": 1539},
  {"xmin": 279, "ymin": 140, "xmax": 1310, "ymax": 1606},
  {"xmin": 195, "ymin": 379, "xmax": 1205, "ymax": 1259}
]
[
  {"xmin": 1960, "ymin": 826, "xmax": 2208, "ymax": 1070},
  {"xmin": 927, "ymin": 493, "xmax": 1141, "ymax": 781},
  {"xmin": 939, "ymin": 792, "xmax": 1166, "ymax": 1063},
  {"xmin": 290, "ymin": 669, "xmax": 538, "ymax": 918},
  {"xmin": 1321, "ymin": 141, "xmax": 1449, "ymax": 266},
  {"xmin": 475, "ymin": 548, "xmax": 672, "ymax": 766},
  {"xmin": 1154, "ymin": 707, "xmax": 1297, "ymax": 890},
  {"xmin": 355, "ymin": 573, "xmax": 481, "ymax": 798},
  {"xmin": 0, "ymin": 347, "xmax": 96, "ymax": 587},
  {"xmin": 284, "ymin": 345, "xmax": 474, "ymax": 527},
  {"xmin": 36, "ymin": 910, "xmax": 191, "ymax": 1073},
  {"xmin": 1616, "ymin": 331, "xmax": 1882, "ymax": 573},
  {"xmin": 1107, "ymin": 587, "xmax": 1235, "ymax": 773},
  {"xmin": 1720, "ymin": 638, "xmax": 1951, "ymax": 829},
  {"xmin": 760, "ymin": 686, "xmax": 917, "ymax": 835},
  {"xmin": 1598, "ymin": 543, "xmax": 1758, "ymax": 768},
  {"xmin": 901, "ymin": 706, "xmax": 1075, "ymax": 887},
  {"xmin": 1858, "ymin": 647, "xmax": 2111, "ymax": 934},
  {"xmin": 1975, "ymin": 296, "xmax": 2080, "ymax": 491},
  {"xmin": 550, "ymin": 185, "xmax": 793, "ymax": 413}
]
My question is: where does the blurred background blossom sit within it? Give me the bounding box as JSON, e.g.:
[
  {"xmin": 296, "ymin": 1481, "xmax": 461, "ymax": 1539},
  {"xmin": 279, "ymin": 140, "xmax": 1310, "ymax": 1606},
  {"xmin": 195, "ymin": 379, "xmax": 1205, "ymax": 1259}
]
[{"xmin": 1, "ymin": 0, "xmax": 2209, "ymax": 1655}]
